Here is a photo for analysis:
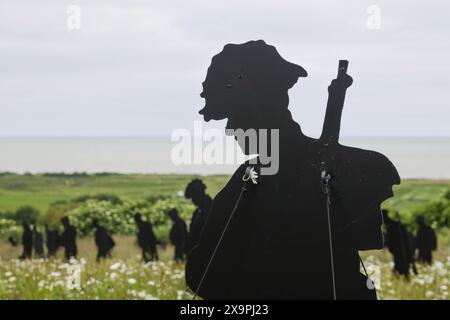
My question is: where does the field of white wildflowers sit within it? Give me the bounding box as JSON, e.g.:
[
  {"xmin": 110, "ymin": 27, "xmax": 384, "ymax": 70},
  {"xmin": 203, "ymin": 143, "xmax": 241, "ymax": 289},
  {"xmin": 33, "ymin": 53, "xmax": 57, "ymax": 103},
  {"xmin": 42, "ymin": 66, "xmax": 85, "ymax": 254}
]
[
  {"xmin": 361, "ymin": 252, "xmax": 450, "ymax": 300},
  {"xmin": 0, "ymin": 237, "xmax": 448, "ymax": 300},
  {"xmin": 0, "ymin": 257, "xmax": 190, "ymax": 300}
]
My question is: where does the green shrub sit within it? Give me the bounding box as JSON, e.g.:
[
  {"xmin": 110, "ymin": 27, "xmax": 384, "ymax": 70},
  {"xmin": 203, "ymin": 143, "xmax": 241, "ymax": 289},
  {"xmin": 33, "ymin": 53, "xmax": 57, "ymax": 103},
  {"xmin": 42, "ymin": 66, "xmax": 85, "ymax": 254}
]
[{"xmin": 14, "ymin": 205, "xmax": 39, "ymax": 224}]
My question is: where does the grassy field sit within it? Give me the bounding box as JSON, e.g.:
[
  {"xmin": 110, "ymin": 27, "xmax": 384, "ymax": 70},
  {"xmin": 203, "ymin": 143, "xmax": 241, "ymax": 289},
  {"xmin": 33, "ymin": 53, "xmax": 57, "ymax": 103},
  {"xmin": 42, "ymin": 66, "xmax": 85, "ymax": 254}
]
[
  {"xmin": 0, "ymin": 173, "xmax": 449, "ymax": 214},
  {"xmin": 0, "ymin": 174, "xmax": 449, "ymax": 300},
  {"xmin": 0, "ymin": 236, "xmax": 188, "ymax": 299},
  {"xmin": 0, "ymin": 174, "xmax": 229, "ymax": 212},
  {"xmin": 0, "ymin": 236, "xmax": 448, "ymax": 300}
]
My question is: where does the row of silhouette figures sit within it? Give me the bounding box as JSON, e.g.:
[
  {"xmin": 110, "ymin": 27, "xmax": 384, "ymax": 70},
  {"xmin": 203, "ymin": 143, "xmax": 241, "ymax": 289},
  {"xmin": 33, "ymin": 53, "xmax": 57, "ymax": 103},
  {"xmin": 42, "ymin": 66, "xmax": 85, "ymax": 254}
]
[
  {"xmin": 13, "ymin": 179, "xmax": 437, "ymax": 280},
  {"xmin": 383, "ymin": 210, "xmax": 438, "ymax": 278},
  {"xmin": 14, "ymin": 179, "xmax": 212, "ymax": 263}
]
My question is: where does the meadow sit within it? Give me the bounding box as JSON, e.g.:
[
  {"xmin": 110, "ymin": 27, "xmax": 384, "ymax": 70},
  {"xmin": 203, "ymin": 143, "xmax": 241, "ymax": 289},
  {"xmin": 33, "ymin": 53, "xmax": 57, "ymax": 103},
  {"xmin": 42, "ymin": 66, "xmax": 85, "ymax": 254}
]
[
  {"xmin": 0, "ymin": 173, "xmax": 449, "ymax": 213},
  {"xmin": 0, "ymin": 173, "xmax": 229, "ymax": 212},
  {"xmin": 0, "ymin": 236, "xmax": 449, "ymax": 300},
  {"xmin": 0, "ymin": 173, "xmax": 449, "ymax": 300}
]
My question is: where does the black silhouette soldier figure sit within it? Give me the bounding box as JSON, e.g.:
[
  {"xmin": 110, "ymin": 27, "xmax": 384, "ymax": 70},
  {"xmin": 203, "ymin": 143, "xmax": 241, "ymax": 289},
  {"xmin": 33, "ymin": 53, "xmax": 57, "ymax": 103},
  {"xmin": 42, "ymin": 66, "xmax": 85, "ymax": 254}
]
[
  {"xmin": 33, "ymin": 225, "xmax": 45, "ymax": 258},
  {"xmin": 184, "ymin": 179, "xmax": 213, "ymax": 255},
  {"xmin": 186, "ymin": 40, "xmax": 400, "ymax": 299},
  {"xmin": 45, "ymin": 224, "xmax": 59, "ymax": 257},
  {"xmin": 20, "ymin": 222, "xmax": 33, "ymax": 260},
  {"xmin": 168, "ymin": 208, "xmax": 188, "ymax": 262},
  {"xmin": 92, "ymin": 218, "xmax": 115, "ymax": 261},
  {"xmin": 134, "ymin": 212, "xmax": 159, "ymax": 262},
  {"xmin": 415, "ymin": 215, "xmax": 437, "ymax": 265},
  {"xmin": 60, "ymin": 216, "xmax": 78, "ymax": 260},
  {"xmin": 382, "ymin": 210, "xmax": 417, "ymax": 278}
]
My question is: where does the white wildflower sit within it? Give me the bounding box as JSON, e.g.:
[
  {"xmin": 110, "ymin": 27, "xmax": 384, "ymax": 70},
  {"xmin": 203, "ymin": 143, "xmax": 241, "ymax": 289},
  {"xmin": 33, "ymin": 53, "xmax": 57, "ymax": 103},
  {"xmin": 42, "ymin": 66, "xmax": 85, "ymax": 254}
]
[
  {"xmin": 110, "ymin": 262, "xmax": 121, "ymax": 270},
  {"xmin": 243, "ymin": 167, "xmax": 258, "ymax": 184}
]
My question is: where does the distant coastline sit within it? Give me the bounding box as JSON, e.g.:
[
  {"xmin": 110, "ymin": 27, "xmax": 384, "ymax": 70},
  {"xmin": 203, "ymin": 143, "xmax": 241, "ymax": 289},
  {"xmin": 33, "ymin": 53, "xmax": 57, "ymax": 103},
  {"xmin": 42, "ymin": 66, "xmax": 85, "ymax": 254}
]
[{"xmin": 0, "ymin": 136, "xmax": 449, "ymax": 179}]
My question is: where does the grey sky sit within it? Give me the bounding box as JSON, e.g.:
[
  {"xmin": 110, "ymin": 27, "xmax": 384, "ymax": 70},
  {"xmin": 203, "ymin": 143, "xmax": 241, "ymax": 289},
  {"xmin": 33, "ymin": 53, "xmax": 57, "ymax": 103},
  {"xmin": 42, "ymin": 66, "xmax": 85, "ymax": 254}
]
[{"xmin": 1, "ymin": 0, "xmax": 449, "ymax": 137}]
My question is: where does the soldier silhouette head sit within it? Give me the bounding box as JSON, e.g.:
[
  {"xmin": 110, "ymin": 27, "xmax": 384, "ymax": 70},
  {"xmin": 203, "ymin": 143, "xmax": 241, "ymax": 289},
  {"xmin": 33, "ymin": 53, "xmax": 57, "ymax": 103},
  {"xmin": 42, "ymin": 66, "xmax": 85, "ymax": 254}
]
[
  {"xmin": 416, "ymin": 215, "xmax": 426, "ymax": 226},
  {"xmin": 22, "ymin": 221, "xmax": 30, "ymax": 231},
  {"xmin": 185, "ymin": 179, "xmax": 207, "ymax": 206},
  {"xmin": 92, "ymin": 218, "xmax": 100, "ymax": 228},
  {"xmin": 199, "ymin": 40, "xmax": 307, "ymax": 154},
  {"xmin": 168, "ymin": 208, "xmax": 179, "ymax": 221},
  {"xmin": 134, "ymin": 212, "xmax": 143, "ymax": 224},
  {"xmin": 61, "ymin": 216, "xmax": 70, "ymax": 227}
]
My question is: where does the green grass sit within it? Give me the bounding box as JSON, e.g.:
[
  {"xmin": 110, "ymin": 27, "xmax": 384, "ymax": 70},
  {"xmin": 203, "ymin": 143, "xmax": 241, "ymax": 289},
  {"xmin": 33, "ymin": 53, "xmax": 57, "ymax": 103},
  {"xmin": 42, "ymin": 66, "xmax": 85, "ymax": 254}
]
[
  {"xmin": 0, "ymin": 236, "xmax": 448, "ymax": 300},
  {"xmin": 0, "ymin": 174, "xmax": 449, "ymax": 300},
  {"xmin": 386, "ymin": 180, "xmax": 450, "ymax": 213},
  {"xmin": 0, "ymin": 237, "xmax": 189, "ymax": 300},
  {"xmin": 1, "ymin": 174, "xmax": 449, "ymax": 217},
  {"xmin": 0, "ymin": 174, "xmax": 229, "ymax": 212},
  {"xmin": 0, "ymin": 236, "xmax": 450, "ymax": 300}
]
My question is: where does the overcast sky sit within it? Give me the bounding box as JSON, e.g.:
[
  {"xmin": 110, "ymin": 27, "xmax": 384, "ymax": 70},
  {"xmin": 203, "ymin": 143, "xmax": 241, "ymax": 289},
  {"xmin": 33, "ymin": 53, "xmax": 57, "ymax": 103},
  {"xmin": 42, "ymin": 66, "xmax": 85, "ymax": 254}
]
[{"xmin": 0, "ymin": 0, "xmax": 449, "ymax": 137}]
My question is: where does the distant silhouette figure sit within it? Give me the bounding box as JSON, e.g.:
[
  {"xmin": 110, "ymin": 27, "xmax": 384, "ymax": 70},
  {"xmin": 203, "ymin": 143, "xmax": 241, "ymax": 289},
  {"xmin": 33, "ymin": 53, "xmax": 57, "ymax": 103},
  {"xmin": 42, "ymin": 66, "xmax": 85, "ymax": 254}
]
[
  {"xmin": 33, "ymin": 225, "xmax": 45, "ymax": 258},
  {"xmin": 186, "ymin": 40, "xmax": 400, "ymax": 299},
  {"xmin": 45, "ymin": 224, "xmax": 59, "ymax": 257},
  {"xmin": 168, "ymin": 208, "xmax": 188, "ymax": 262},
  {"xmin": 20, "ymin": 222, "xmax": 33, "ymax": 259},
  {"xmin": 383, "ymin": 210, "xmax": 417, "ymax": 278},
  {"xmin": 184, "ymin": 179, "xmax": 213, "ymax": 255},
  {"xmin": 60, "ymin": 216, "xmax": 78, "ymax": 260},
  {"xmin": 415, "ymin": 216, "xmax": 437, "ymax": 265},
  {"xmin": 134, "ymin": 213, "xmax": 159, "ymax": 262},
  {"xmin": 8, "ymin": 236, "xmax": 18, "ymax": 247},
  {"xmin": 93, "ymin": 218, "xmax": 115, "ymax": 261}
]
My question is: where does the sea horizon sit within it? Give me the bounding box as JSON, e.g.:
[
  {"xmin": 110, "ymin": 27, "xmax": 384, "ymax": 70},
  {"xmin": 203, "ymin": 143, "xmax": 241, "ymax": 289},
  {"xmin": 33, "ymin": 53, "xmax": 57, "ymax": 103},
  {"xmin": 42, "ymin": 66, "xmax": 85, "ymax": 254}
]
[{"xmin": 1, "ymin": 136, "xmax": 449, "ymax": 179}]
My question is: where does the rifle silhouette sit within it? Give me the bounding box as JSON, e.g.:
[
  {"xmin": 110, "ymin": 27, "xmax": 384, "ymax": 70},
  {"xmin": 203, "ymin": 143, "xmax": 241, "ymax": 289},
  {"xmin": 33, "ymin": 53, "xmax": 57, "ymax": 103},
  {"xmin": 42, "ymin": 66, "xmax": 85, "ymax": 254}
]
[
  {"xmin": 318, "ymin": 61, "xmax": 385, "ymax": 297},
  {"xmin": 318, "ymin": 60, "xmax": 351, "ymax": 300},
  {"xmin": 319, "ymin": 60, "xmax": 350, "ymax": 145}
]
